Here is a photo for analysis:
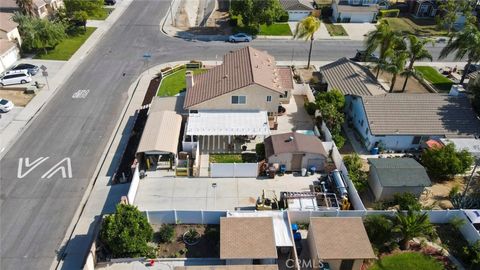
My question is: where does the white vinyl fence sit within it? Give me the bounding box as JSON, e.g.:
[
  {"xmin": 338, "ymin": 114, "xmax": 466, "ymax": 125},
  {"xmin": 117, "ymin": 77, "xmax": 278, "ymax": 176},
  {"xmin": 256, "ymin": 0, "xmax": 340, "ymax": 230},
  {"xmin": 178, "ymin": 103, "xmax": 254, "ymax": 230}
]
[
  {"xmin": 210, "ymin": 163, "xmax": 258, "ymax": 178},
  {"xmin": 145, "ymin": 210, "xmax": 227, "ymax": 225},
  {"xmin": 127, "ymin": 166, "xmax": 140, "ymax": 204}
]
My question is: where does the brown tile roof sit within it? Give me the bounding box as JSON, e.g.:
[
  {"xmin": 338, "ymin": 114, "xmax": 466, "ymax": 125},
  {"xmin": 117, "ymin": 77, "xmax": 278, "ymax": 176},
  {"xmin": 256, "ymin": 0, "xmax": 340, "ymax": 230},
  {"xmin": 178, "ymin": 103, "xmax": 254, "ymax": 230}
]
[
  {"xmin": 264, "ymin": 132, "xmax": 328, "ymax": 157},
  {"xmin": 361, "ymin": 94, "xmax": 480, "ymax": 137},
  {"xmin": 336, "ymin": 3, "xmax": 379, "ymax": 13},
  {"xmin": 184, "ymin": 47, "xmax": 286, "ymax": 108},
  {"xmin": 220, "ymin": 217, "xmax": 277, "ymax": 260},
  {"xmin": 277, "ymin": 67, "xmax": 294, "ymax": 90},
  {"xmin": 309, "ymin": 217, "xmax": 376, "ymax": 260},
  {"xmin": 320, "ymin": 57, "xmax": 386, "ymax": 96},
  {"xmin": 0, "ymin": 39, "xmax": 17, "ymax": 55},
  {"xmin": 175, "ymin": 266, "xmax": 279, "ymax": 270},
  {"xmin": 0, "ymin": 12, "xmax": 17, "ymax": 32},
  {"xmin": 280, "ymin": 0, "xmax": 314, "ymax": 10}
]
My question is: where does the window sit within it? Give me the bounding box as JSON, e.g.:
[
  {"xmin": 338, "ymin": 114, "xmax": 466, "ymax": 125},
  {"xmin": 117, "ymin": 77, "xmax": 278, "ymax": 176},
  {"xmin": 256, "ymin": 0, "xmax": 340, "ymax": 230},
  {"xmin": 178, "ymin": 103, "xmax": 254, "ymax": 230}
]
[
  {"xmin": 412, "ymin": 136, "xmax": 421, "ymax": 145},
  {"xmin": 231, "ymin": 95, "xmax": 246, "ymax": 104},
  {"xmin": 366, "ymin": 127, "xmax": 369, "ymax": 135},
  {"xmin": 266, "ymin": 95, "xmax": 272, "ymax": 102}
]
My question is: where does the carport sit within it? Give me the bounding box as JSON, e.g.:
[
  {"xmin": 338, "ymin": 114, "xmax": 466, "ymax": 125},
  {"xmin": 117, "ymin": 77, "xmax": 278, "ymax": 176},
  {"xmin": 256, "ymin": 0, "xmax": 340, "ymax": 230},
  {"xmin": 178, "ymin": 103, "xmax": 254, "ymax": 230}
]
[{"xmin": 137, "ymin": 111, "xmax": 182, "ymax": 171}]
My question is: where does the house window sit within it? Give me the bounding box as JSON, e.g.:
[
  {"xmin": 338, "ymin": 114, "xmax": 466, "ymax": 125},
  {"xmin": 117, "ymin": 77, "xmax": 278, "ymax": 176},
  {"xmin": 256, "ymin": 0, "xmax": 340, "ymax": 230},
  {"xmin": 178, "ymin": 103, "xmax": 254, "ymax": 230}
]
[
  {"xmin": 360, "ymin": 119, "xmax": 364, "ymax": 127},
  {"xmin": 280, "ymin": 91, "xmax": 288, "ymax": 98},
  {"xmin": 231, "ymin": 95, "xmax": 246, "ymax": 104},
  {"xmin": 266, "ymin": 95, "xmax": 272, "ymax": 102},
  {"xmin": 412, "ymin": 136, "xmax": 422, "ymax": 145},
  {"xmin": 366, "ymin": 127, "xmax": 369, "ymax": 135}
]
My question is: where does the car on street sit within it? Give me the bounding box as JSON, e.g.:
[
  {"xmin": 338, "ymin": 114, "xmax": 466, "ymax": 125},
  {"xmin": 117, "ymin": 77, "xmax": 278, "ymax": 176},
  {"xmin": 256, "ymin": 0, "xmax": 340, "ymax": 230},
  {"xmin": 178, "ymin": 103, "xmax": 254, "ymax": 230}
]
[
  {"xmin": 105, "ymin": 0, "xmax": 116, "ymax": 5},
  {"xmin": 0, "ymin": 99, "xmax": 14, "ymax": 112},
  {"xmin": 350, "ymin": 50, "xmax": 379, "ymax": 62},
  {"xmin": 0, "ymin": 70, "xmax": 32, "ymax": 86},
  {"xmin": 228, "ymin": 33, "xmax": 252, "ymax": 43},
  {"xmin": 10, "ymin": 63, "xmax": 39, "ymax": 75}
]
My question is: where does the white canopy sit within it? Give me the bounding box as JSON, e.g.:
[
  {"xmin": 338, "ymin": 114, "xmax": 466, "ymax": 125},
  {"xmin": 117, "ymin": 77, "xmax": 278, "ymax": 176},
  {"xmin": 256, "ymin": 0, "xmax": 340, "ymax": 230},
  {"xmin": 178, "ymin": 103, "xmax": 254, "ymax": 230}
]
[{"xmin": 186, "ymin": 110, "xmax": 270, "ymax": 136}]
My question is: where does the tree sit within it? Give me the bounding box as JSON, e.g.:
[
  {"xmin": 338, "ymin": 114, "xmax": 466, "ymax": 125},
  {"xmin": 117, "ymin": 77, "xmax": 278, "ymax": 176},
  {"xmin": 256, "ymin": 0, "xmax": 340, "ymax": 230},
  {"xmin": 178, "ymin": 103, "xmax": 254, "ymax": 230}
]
[
  {"xmin": 401, "ymin": 35, "xmax": 434, "ymax": 92},
  {"xmin": 438, "ymin": 0, "xmax": 459, "ymax": 35},
  {"xmin": 365, "ymin": 20, "xmax": 402, "ymax": 78},
  {"xmin": 64, "ymin": 0, "xmax": 106, "ymax": 19},
  {"xmin": 439, "ymin": 23, "xmax": 480, "ymax": 84},
  {"xmin": 393, "ymin": 210, "xmax": 434, "ymax": 250},
  {"xmin": 72, "ymin": 10, "xmax": 88, "ymax": 31},
  {"xmin": 382, "ymin": 47, "xmax": 409, "ymax": 93},
  {"xmin": 315, "ymin": 89, "xmax": 346, "ymax": 147},
  {"xmin": 230, "ymin": 0, "xmax": 284, "ymax": 29},
  {"xmin": 15, "ymin": 0, "xmax": 35, "ymax": 16},
  {"xmin": 469, "ymin": 74, "xmax": 480, "ymax": 112},
  {"xmin": 364, "ymin": 215, "xmax": 395, "ymax": 252},
  {"xmin": 421, "ymin": 143, "xmax": 474, "ymax": 180},
  {"xmin": 294, "ymin": 15, "xmax": 321, "ymax": 69},
  {"xmin": 343, "ymin": 153, "xmax": 367, "ymax": 192},
  {"xmin": 100, "ymin": 204, "xmax": 154, "ymax": 258}
]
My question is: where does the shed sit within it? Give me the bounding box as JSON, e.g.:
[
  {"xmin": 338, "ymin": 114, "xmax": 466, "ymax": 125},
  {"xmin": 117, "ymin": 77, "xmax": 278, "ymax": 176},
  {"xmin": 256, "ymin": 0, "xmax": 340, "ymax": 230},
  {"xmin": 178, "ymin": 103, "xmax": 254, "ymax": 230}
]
[
  {"xmin": 264, "ymin": 132, "xmax": 328, "ymax": 172},
  {"xmin": 367, "ymin": 158, "xmax": 431, "ymax": 201},
  {"xmin": 307, "ymin": 217, "xmax": 376, "ymax": 270},
  {"xmin": 220, "ymin": 217, "xmax": 277, "ymax": 265}
]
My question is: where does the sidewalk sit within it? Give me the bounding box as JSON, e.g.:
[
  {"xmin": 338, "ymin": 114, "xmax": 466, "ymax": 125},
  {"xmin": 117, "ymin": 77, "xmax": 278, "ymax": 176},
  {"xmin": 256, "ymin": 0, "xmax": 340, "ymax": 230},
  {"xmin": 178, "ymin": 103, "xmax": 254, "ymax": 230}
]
[{"xmin": 0, "ymin": 0, "xmax": 134, "ymax": 158}]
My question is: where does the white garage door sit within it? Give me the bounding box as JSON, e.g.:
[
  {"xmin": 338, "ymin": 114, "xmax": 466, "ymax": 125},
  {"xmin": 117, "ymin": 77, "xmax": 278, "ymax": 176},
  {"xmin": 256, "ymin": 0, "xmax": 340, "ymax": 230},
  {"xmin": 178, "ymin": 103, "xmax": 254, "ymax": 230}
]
[
  {"xmin": 288, "ymin": 11, "xmax": 310, "ymax": 21},
  {"xmin": 0, "ymin": 46, "xmax": 20, "ymax": 74},
  {"xmin": 307, "ymin": 158, "xmax": 325, "ymax": 171}
]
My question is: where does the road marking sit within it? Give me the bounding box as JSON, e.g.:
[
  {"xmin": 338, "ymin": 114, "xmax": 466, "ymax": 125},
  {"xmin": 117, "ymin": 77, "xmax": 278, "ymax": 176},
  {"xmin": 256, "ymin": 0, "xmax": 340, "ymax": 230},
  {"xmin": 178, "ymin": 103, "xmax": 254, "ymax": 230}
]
[
  {"xmin": 72, "ymin": 89, "xmax": 90, "ymax": 99},
  {"xmin": 17, "ymin": 157, "xmax": 49, "ymax": 178},
  {"xmin": 41, "ymin": 158, "xmax": 73, "ymax": 179}
]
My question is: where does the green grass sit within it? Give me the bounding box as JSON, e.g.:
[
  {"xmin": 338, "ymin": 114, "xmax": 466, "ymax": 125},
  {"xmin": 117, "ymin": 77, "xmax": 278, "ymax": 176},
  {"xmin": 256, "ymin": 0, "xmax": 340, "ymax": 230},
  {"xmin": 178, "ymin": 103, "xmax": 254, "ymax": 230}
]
[
  {"xmin": 369, "ymin": 252, "xmax": 445, "ymax": 270},
  {"xmin": 88, "ymin": 8, "xmax": 113, "ymax": 20},
  {"xmin": 383, "ymin": 17, "xmax": 448, "ymax": 37},
  {"xmin": 415, "ymin": 66, "xmax": 453, "ymax": 92},
  {"xmin": 34, "ymin": 27, "xmax": 96, "ymax": 60},
  {"xmin": 157, "ymin": 68, "xmax": 206, "ymax": 97},
  {"xmin": 209, "ymin": 154, "xmax": 243, "ymax": 163},
  {"xmin": 258, "ymin": 23, "xmax": 292, "ymax": 36},
  {"xmin": 324, "ymin": 22, "xmax": 348, "ymax": 36}
]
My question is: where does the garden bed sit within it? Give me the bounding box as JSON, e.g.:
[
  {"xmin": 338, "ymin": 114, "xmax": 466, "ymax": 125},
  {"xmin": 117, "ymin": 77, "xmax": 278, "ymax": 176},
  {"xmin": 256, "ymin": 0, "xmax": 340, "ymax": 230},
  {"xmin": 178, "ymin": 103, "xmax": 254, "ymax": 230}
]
[{"xmin": 153, "ymin": 224, "xmax": 220, "ymax": 258}]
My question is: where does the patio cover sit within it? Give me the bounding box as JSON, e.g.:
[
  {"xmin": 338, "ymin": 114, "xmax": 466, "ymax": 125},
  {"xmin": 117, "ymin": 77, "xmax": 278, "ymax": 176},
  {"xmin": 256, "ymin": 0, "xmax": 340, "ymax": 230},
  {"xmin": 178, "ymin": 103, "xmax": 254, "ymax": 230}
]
[
  {"xmin": 186, "ymin": 111, "xmax": 270, "ymax": 136},
  {"xmin": 137, "ymin": 111, "xmax": 182, "ymax": 154}
]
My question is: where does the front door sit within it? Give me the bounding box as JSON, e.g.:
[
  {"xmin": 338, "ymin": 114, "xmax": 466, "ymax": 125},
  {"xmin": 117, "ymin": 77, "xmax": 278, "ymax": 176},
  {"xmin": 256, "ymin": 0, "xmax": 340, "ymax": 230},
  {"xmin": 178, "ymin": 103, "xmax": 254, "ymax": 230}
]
[{"xmin": 291, "ymin": 154, "xmax": 303, "ymax": 171}]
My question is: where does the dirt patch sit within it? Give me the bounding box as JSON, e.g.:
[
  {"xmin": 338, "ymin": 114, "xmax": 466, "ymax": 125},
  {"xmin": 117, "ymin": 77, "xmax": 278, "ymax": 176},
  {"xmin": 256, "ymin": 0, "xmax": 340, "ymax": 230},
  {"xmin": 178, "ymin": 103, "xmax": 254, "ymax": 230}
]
[
  {"xmin": 420, "ymin": 177, "xmax": 465, "ymax": 209},
  {"xmin": 375, "ymin": 70, "xmax": 431, "ymax": 93},
  {"xmin": 0, "ymin": 89, "xmax": 35, "ymax": 107},
  {"xmin": 153, "ymin": 224, "xmax": 220, "ymax": 258},
  {"xmin": 296, "ymin": 67, "xmax": 321, "ymax": 84}
]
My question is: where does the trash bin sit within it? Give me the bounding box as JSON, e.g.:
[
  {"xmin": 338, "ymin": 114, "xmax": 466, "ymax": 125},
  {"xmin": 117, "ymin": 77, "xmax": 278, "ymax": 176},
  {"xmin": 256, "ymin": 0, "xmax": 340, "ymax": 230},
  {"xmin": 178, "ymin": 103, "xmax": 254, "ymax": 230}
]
[
  {"xmin": 309, "ymin": 166, "xmax": 316, "ymax": 175},
  {"xmin": 301, "ymin": 168, "xmax": 307, "ymax": 176},
  {"xmin": 371, "ymin": 147, "xmax": 379, "ymax": 155}
]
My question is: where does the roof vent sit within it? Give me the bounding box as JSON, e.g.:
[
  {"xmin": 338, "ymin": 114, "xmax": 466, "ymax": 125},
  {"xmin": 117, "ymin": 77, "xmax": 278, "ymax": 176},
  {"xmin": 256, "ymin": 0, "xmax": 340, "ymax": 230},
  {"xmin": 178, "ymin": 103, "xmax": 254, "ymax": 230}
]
[{"xmin": 223, "ymin": 74, "xmax": 229, "ymax": 79}]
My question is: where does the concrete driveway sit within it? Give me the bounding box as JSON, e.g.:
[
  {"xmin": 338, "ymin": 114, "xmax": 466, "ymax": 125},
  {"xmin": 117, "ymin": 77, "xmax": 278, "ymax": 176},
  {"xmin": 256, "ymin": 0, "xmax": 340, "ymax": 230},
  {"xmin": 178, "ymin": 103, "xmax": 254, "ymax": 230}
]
[{"xmin": 11, "ymin": 59, "xmax": 66, "ymax": 88}]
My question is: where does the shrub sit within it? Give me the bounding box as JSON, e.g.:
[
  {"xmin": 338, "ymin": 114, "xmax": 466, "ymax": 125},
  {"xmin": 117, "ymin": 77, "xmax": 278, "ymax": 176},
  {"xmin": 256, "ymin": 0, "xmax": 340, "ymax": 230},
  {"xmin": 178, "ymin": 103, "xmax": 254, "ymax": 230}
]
[
  {"xmin": 343, "ymin": 153, "xmax": 368, "ymax": 192},
  {"xmin": 449, "ymin": 184, "xmax": 461, "ymax": 199},
  {"xmin": 463, "ymin": 240, "xmax": 480, "ymax": 268},
  {"xmin": 255, "ymin": 143, "xmax": 265, "ymax": 161},
  {"xmin": 184, "ymin": 228, "xmax": 200, "ymax": 243},
  {"xmin": 277, "ymin": 11, "xmax": 289, "ymax": 22},
  {"xmin": 332, "ymin": 133, "xmax": 345, "ymax": 149},
  {"xmin": 379, "ymin": 9, "xmax": 400, "ymax": 18},
  {"xmin": 100, "ymin": 204, "xmax": 154, "ymax": 258},
  {"xmin": 304, "ymin": 102, "xmax": 317, "ymax": 115},
  {"xmin": 158, "ymin": 224, "xmax": 175, "ymax": 243},
  {"xmin": 421, "ymin": 143, "xmax": 474, "ymax": 180},
  {"xmin": 364, "ymin": 215, "xmax": 395, "ymax": 252},
  {"xmin": 393, "ymin": 192, "xmax": 422, "ymax": 211}
]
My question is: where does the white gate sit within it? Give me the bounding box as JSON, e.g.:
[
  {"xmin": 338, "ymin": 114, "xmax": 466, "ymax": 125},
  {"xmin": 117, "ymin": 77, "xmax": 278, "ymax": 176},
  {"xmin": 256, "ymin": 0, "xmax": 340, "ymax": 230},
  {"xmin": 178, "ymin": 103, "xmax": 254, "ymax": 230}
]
[{"xmin": 210, "ymin": 163, "xmax": 258, "ymax": 178}]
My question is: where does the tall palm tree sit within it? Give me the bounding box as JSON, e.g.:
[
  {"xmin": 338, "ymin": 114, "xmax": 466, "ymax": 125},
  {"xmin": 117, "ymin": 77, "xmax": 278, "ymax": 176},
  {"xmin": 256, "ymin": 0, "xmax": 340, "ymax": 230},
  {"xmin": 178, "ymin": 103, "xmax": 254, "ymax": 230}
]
[
  {"xmin": 439, "ymin": 24, "xmax": 480, "ymax": 84},
  {"xmin": 401, "ymin": 35, "xmax": 434, "ymax": 92},
  {"xmin": 394, "ymin": 210, "xmax": 434, "ymax": 250},
  {"xmin": 382, "ymin": 50, "xmax": 409, "ymax": 93},
  {"xmin": 294, "ymin": 15, "xmax": 321, "ymax": 69},
  {"xmin": 16, "ymin": 0, "xmax": 35, "ymax": 17},
  {"xmin": 365, "ymin": 20, "xmax": 401, "ymax": 78}
]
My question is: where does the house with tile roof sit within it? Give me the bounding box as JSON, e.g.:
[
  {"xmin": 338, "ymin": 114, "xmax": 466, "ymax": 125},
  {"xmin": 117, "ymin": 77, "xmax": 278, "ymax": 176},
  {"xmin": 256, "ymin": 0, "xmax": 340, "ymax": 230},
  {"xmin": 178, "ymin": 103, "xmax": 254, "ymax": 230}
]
[
  {"xmin": 346, "ymin": 93, "xmax": 480, "ymax": 151},
  {"xmin": 279, "ymin": 0, "xmax": 314, "ymax": 21},
  {"xmin": 332, "ymin": 0, "xmax": 388, "ymax": 23},
  {"xmin": 0, "ymin": 12, "xmax": 21, "ymax": 73}
]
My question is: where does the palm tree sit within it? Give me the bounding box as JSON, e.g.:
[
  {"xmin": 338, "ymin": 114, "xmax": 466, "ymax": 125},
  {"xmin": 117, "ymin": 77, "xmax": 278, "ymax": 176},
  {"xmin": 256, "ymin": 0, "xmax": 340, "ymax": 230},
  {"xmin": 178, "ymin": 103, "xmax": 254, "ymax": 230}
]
[
  {"xmin": 439, "ymin": 24, "xmax": 480, "ymax": 84},
  {"xmin": 294, "ymin": 15, "xmax": 321, "ymax": 69},
  {"xmin": 365, "ymin": 20, "xmax": 402, "ymax": 78},
  {"xmin": 394, "ymin": 210, "xmax": 434, "ymax": 250},
  {"xmin": 401, "ymin": 35, "xmax": 434, "ymax": 92},
  {"xmin": 381, "ymin": 39, "xmax": 409, "ymax": 93},
  {"xmin": 16, "ymin": 0, "xmax": 35, "ymax": 16}
]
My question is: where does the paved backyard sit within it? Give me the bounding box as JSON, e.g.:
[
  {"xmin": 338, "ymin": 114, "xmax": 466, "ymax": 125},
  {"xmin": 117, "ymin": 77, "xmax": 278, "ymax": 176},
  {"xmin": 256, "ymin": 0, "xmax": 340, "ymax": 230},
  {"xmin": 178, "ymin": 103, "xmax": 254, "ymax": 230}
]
[
  {"xmin": 274, "ymin": 95, "xmax": 314, "ymax": 134},
  {"xmin": 134, "ymin": 173, "xmax": 318, "ymax": 211}
]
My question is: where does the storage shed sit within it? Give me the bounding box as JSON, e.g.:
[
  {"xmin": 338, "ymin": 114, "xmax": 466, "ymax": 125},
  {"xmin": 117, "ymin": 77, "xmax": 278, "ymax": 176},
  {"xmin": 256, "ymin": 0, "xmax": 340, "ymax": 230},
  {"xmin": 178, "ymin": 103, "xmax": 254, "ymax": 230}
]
[
  {"xmin": 367, "ymin": 158, "xmax": 431, "ymax": 201},
  {"xmin": 264, "ymin": 132, "xmax": 328, "ymax": 172}
]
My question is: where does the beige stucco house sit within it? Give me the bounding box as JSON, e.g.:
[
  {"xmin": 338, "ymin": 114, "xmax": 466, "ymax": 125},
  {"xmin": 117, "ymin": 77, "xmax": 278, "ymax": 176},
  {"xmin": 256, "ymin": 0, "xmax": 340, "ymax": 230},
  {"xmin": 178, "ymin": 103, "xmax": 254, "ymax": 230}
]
[{"xmin": 0, "ymin": 12, "xmax": 21, "ymax": 73}]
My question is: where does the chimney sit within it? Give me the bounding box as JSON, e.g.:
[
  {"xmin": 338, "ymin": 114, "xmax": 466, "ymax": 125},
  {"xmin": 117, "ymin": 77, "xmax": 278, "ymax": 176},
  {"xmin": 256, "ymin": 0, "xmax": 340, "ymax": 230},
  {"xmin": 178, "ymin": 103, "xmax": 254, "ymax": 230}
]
[{"xmin": 186, "ymin": 71, "xmax": 194, "ymax": 89}]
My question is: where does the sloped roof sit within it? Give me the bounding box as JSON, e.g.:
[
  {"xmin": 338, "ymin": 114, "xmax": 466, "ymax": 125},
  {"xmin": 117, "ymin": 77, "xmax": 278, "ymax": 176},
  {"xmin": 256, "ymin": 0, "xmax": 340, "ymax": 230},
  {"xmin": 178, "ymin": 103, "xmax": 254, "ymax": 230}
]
[
  {"xmin": 361, "ymin": 94, "xmax": 480, "ymax": 137},
  {"xmin": 184, "ymin": 47, "xmax": 287, "ymax": 108},
  {"xmin": 320, "ymin": 57, "xmax": 385, "ymax": 96},
  {"xmin": 137, "ymin": 111, "xmax": 182, "ymax": 154},
  {"xmin": 0, "ymin": 39, "xmax": 17, "ymax": 55},
  {"xmin": 149, "ymin": 95, "xmax": 187, "ymax": 115},
  {"xmin": 0, "ymin": 12, "xmax": 17, "ymax": 32},
  {"xmin": 368, "ymin": 158, "xmax": 431, "ymax": 187},
  {"xmin": 280, "ymin": 0, "xmax": 314, "ymax": 11},
  {"xmin": 336, "ymin": 3, "xmax": 379, "ymax": 13},
  {"xmin": 309, "ymin": 217, "xmax": 376, "ymax": 260},
  {"xmin": 264, "ymin": 132, "xmax": 328, "ymax": 157},
  {"xmin": 220, "ymin": 217, "xmax": 277, "ymax": 260}
]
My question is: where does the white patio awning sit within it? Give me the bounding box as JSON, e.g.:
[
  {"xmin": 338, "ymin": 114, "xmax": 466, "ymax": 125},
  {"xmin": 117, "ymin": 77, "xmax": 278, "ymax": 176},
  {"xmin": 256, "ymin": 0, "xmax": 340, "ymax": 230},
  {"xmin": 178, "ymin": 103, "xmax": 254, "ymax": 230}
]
[{"xmin": 186, "ymin": 111, "xmax": 270, "ymax": 136}]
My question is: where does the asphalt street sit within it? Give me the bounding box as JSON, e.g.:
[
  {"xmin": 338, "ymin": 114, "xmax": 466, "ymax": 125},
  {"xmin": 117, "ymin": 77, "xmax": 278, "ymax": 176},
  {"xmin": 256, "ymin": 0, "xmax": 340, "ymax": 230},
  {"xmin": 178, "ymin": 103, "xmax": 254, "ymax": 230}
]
[{"xmin": 0, "ymin": 0, "xmax": 456, "ymax": 269}]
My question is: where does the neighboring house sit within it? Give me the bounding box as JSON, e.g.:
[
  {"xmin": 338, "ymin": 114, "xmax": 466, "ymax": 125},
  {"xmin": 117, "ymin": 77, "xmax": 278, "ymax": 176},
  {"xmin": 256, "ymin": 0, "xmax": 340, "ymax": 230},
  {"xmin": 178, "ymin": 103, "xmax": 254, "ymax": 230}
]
[
  {"xmin": 307, "ymin": 217, "xmax": 376, "ymax": 270},
  {"xmin": 332, "ymin": 0, "xmax": 386, "ymax": 23},
  {"xmin": 409, "ymin": 0, "xmax": 438, "ymax": 17},
  {"xmin": 264, "ymin": 132, "xmax": 328, "ymax": 172},
  {"xmin": 279, "ymin": 0, "xmax": 314, "ymax": 21},
  {"xmin": 0, "ymin": 12, "xmax": 21, "ymax": 73},
  {"xmin": 440, "ymin": 138, "xmax": 480, "ymax": 160},
  {"xmin": 220, "ymin": 217, "xmax": 278, "ymax": 265},
  {"xmin": 183, "ymin": 46, "xmax": 294, "ymax": 154},
  {"xmin": 367, "ymin": 158, "xmax": 432, "ymax": 201},
  {"xmin": 35, "ymin": 0, "xmax": 64, "ymax": 18},
  {"xmin": 347, "ymin": 94, "xmax": 480, "ymax": 151}
]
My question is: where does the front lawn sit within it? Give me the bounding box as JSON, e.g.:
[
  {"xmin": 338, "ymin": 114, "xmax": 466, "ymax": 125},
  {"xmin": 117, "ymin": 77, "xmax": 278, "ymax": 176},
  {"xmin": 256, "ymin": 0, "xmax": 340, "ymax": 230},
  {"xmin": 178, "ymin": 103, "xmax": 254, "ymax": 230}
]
[
  {"xmin": 383, "ymin": 17, "xmax": 447, "ymax": 36},
  {"xmin": 415, "ymin": 66, "xmax": 453, "ymax": 92},
  {"xmin": 259, "ymin": 23, "xmax": 292, "ymax": 36},
  {"xmin": 34, "ymin": 27, "xmax": 96, "ymax": 60},
  {"xmin": 209, "ymin": 154, "xmax": 243, "ymax": 163},
  {"xmin": 369, "ymin": 252, "xmax": 445, "ymax": 270},
  {"xmin": 324, "ymin": 22, "xmax": 347, "ymax": 36},
  {"xmin": 88, "ymin": 8, "xmax": 113, "ymax": 20},
  {"xmin": 157, "ymin": 67, "xmax": 206, "ymax": 97}
]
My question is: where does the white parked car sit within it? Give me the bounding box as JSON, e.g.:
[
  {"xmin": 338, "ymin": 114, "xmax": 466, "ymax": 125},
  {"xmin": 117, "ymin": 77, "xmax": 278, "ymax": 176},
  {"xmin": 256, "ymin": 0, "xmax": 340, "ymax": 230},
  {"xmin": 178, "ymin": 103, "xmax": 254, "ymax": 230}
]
[
  {"xmin": 0, "ymin": 70, "xmax": 32, "ymax": 86},
  {"xmin": 0, "ymin": 99, "xmax": 14, "ymax": 112},
  {"xmin": 228, "ymin": 33, "xmax": 252, "ymax": 43}
]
